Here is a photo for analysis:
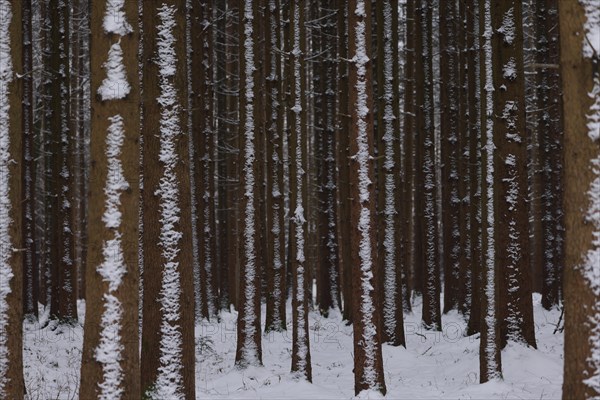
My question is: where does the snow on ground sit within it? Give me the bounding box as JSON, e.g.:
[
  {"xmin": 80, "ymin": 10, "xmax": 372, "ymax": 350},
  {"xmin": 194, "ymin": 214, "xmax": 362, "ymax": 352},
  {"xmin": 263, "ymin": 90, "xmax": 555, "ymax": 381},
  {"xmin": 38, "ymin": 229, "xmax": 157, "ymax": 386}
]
[{"xmin": 23, "ymin": 294, "xmax": 563, "ymax": 399}]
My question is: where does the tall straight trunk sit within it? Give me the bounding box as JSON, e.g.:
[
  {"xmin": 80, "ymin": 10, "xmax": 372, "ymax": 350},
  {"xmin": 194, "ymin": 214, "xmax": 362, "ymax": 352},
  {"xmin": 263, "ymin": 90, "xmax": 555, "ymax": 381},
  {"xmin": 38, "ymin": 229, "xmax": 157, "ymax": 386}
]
[
  {"xmin": 559, "ymin": 1, "xmax": 600, "ymax": 398},
  {"xmin": 415, "ymin": 0, "xmax": 441, "ymax": 330},
  {"xmin": 535, "ymin": 0, "xmax": 564, "ymax": 310},
  {"xmin": 22, "ymin": 0, "xmax": 39, "ymax": 319},
  {"xmin": 315, "ymin": 0, "xmax": 341, "ymax": 317},
  {"xmin": 348, "ymin": 0, "xmax": 386, "ymax": 395},
  {"xmin": 467, "ymin": 0, "xmax": 483, "ymax": 336},
  {"xmin": 191, "ymin": 0, "xmax": 218, "ymax": 321},
  {"xmin": 401, "ymin": 0, "xmax": 415, "ymax": 311},
  {"xmin": 288, "ymin": 0, "xmax": 312, "ymax": 380},
  {"xmin": 235, "ymin": 0, "xmax": 262, "ymax": 368},
  {"xmin": 79, "ymin": 1, "xmax": 141, "ymax": 398},
  {"xmin": 491, "ymin": 0, "xmax": 536, "ymax": 349},
  {"xmin": 456, "ymin": 0, "xmax": 471, "ymax": 316},
  {"xmin": 377, "ymin": 0, "xmax": 405, "ymax": 346},
  {"xmin": 264, "ymin": 0, "xmax": 287, "ymax": 333},
  {"xmin": 479, "ymin": 0, "xmax": 502, "ymax": 382},
  {"xmin": 336, "ymin": 0, "xmax": 353, "ymax": 324},
  {"xmin": 0, "ymin": 1, "xmax": 24, "ymax": 397},
  {"xmin": 46, "ymin": 0, "xmax": 77, "ymax": 322},
  {"xmin": 140, "ymin": 2, "xmax": 196, "ymax": 398},
  {"xmin": 439, "ymin": 0, "xmax": 461, "ymax": 314}
]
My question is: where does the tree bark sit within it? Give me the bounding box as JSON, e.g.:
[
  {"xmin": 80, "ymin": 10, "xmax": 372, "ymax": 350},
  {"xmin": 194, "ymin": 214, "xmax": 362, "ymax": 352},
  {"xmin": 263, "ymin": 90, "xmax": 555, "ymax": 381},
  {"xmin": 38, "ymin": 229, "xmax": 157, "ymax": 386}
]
[{"xmin": 559, "ymin": 0, "xmax": 600, "ymax": 397}]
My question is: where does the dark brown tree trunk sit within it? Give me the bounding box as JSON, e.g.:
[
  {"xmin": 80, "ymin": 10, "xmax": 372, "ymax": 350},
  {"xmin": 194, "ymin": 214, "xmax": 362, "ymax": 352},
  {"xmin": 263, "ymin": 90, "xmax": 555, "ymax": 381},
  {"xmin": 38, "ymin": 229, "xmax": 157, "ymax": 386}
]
[
  {"xmin": 22, "ymin": 0, "xmax": 38, "ymax": 319},
  {"xmin": 336, "ymin": 1, "xmax": 353, "ymax": 324},
  {"xmin": 440, "ymin": 0, "xmax": 461, "ymax": 314},
  {"xmin": 491, "ymin": 0, "xmax": 536, "ymax": 350},
  {"xmin": 535, "ymin": 0, "xmax": 564, "ymax": 311},
  {"xmin": 467, "ymin": 0, "xmax": 483, "ymax": 336},
  {"xmin": 415, "ymin": 0, "xmax": 441, "ymax": 330},
  {"xmin": 479, "ymin": 0, "xmax": 502, "ymax": 382},
  {"xmin": 79, "ymin": 0, "xmax": 141, "ymax": 397},
  {"xmin": 348, "ymin": 0, "xmax": 386, "ymax": 394},
  {"xmin": 0, "ymin": 2, "xmax": 25, "ymax": 397},
  {"xmin": 191, "ymin": 0, "xmax": 218, "ymax": 321},
  {"xmin": 559, "ymin": 0, "xmax": 600, "ymax": 397},
  {"xmin": 401, "ymin": 0, "xmax": 415, "ymax": 312},
  {"xmin": 235, "ymin": 0, "xmax": 263, "ymax": 368},
  {"xmin": 264, "ymin": 0, "xmax": 287, "ymax": 333},
  {"xmin": 140, "ymin": 2, "xmax": 196, "ymax": 398}
]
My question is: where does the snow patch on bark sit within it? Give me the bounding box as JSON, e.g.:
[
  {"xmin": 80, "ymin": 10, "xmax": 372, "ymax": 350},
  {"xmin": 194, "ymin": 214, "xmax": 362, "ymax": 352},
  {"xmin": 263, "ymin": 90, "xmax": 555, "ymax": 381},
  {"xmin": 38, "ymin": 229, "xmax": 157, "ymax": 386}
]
[
  {"xmin": 0, "ymin": 1, "xmax": 13, "ymax": 396},
  {"xmin": 95, "ymin": 116, "xmax": 129, "ymax": 400},
  {"xmin": 103, "ymin": 0, "xmax": 132, "ymax": 35},
  {"xmin": 151, "ymin": 5, "xmax": 185, "ymax": 398},
  {"xmin": 98, "ymin": 42, "xmax": 131, "ymax": 101}
]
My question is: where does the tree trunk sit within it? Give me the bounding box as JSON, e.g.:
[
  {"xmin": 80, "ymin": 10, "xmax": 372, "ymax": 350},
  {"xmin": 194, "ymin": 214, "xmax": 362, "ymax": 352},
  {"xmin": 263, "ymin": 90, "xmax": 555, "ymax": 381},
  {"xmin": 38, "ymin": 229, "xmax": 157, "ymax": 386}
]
[
  {"xmin": 140, "ymin": 2, "xmax": 196, "ymax": 398},
  {"xmin": 79, "ymin": 1, "xmax": 141, "ymax": 397},
  {"xmin": 235, "ymin": 0, "xmax": 263, "ymax": 368},
  {"xmin": 559, "ymin": 0, "xmax": 600, "ymax": 397},
  {"xmin": 348, "ymin": 0, "xmax": 386, "ymax": 394},
  {"xmin": 491, "ymin": 0, "xmax": 536, "ymax": 349},
  {"xmin": 0, "ymin": 1, "xmax": 25, "ymax": 396},
  {"xmin": 415, "ymin": 0, "xmax": 441, "ymax": 330},
  {"xmin": 479, "ymin": 0, "xmax": 502, "ymax": 382}
]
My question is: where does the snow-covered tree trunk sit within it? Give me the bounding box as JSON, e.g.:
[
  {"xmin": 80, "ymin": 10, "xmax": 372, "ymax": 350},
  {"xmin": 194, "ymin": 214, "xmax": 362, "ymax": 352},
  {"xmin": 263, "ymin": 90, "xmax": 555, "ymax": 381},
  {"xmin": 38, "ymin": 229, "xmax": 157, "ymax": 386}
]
[
  {"xmin": 264, "ymin": 0, "xmax": 287, "ymax": 333},
  {"xmin": 415, "ymin": 0, "xmax": 441, "ymax": 330},
  {"xmin": 235, "ymin": 0, "xmax": 263, "ymax": 368},
  {"xmin": 22, "ymin": 0, "xmax": 38, "ymax": 319},
  {"xmin": 479, "ymin": 0, "xmax": 502, "ymax": 383},
  {"xmin": 289, "ymin": 0, "xmax": 312, "ymax": 381},
  {"xmin": 401, "ymin": 0, "xmax": 415, "ymax": 313},
  {"xmin": 439, "ymin": 0, "xmax": 462, "ymax": 315},
  {"xmin": 466, "ymin": 0, "xmax": 483, "ymax": 336},
  {"xmin": 190, "ymin": 0, "xmax": 217, "ymax": 321},
  {"xmin": 560, "ymin": 0, "xmax": 600, "ymax": 398},
  {"xmin": 376, "ymin": 0, "xmax": 405, "ymax": 347},
  {"xmin": 535, "ymin": 0, "xmax": 564, "ymax": 311},
  {"xmin": 491, "ymin": 0, "xmax": 536, "ymax": 350},
  {"xmin": 0, "ymin": 1, "xmax": 24, "ymax": 397},
  {"xmin": 336, "ymin": 0, "xmax": 354, "ymax": 324},
  {"xmin": 79, "ymin": 0, "xmax": 141, "ymax": 398},
  {"xmin": 140, "ymin": 2, "xmax": 196, "ymax": 398},
  {"xmin": 348, "ymin": 0, "xmax": 386, "ymax": 395}
]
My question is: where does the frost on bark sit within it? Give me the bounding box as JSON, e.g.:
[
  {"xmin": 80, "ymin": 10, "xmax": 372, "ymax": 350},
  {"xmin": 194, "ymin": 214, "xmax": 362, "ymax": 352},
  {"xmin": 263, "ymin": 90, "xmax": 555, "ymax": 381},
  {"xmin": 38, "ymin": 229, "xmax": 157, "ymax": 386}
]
[
  {"xmin": 45, "ymin": 0, "xmax": 77, "ymax": 322},
  {"xmin": 560, "ymin": 0, "xmax": 600, "ymax": 398},
  {"xmin": 0, "ymin": 1, "xmax": 24, "ymax": 397},
  {"xmin": 376, "ymin": 0, "xmax": 405, "ymax": 347},
  {"xmin": 190, "ymin": 0, "xmax": 217, "ymax": 322},
  {"xmin": 264, "ymin": 0, "xmax": 287, "ymax": 333},
  {"xmin": 491, "ymin": 0, "xmax": 536, "ymax": 350},
  {"xmin": 535, "ymin": 0, "xmax": 564, "ymax": 311},
  {"xmin": 479, "ymin": 0, "xmax": 502, "ymax": 383},
  {"xmin": 439, "ymin": 0, "xmax": 462, "ymax": 314},
  {"xmin": 348, "ymin": 0, "xmax": 386, "ymax": 395},
  {"xmin": 415, "ymin": 0, "xmax": 441, "ymax": 331},
  {"xmin": 79, "ymin": 0, "xmax": 140, "ymax": 398},
  {"xmin": 141, "ymin": 2, "xmax": 196, "ymax": 398},
  {"xmin": 288, "ymin": 0, "xmax": 312, "ymax": 381},
  {"xmin": 235, "ymin": 0, "xmax": 262, "ymax": 368}
]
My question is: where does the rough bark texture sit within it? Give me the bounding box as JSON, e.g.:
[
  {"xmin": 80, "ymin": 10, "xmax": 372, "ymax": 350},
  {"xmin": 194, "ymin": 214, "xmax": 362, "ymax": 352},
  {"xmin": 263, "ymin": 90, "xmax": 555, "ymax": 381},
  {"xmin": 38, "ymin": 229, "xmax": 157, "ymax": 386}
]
[
  {"xmin": 79, "ymin": 0, "xmax": 141, "ymax": 397},
  {"xmin": 348, "ymin": 0, "xmax": 386, "ymax": 394},
  {"xmin": 559, "ymin": 1, "xmax": 600, "ymax": 398},
  {"xmin": 491, "ymin": 0, "xmax": 536, "ymax": 350},
  {"xmin": 140, "ymin": 1, "xmax": 196, "ymax": 397},
  {"xmin": 2, "ymin": 1, "xmax": 24, "ymax": 396}
]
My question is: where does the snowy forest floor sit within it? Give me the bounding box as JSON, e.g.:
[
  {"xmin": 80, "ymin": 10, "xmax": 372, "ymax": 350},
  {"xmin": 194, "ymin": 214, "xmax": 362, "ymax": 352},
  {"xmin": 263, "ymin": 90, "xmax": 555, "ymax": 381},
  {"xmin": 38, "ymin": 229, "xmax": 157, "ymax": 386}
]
[{"xmin": 23, "ymin": 294, "xmax": 563, "ymax": 399}]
